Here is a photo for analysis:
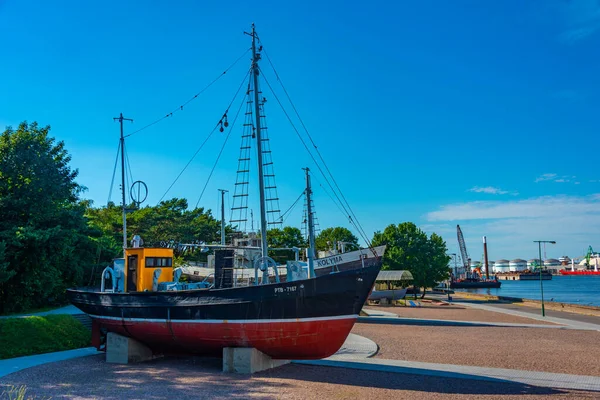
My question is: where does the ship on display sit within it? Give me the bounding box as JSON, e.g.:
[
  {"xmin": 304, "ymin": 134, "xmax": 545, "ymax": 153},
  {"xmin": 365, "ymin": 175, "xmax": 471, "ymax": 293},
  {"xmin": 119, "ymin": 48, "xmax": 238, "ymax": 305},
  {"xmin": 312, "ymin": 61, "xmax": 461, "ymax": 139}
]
[
  {"xmin": 67, "ymin": 25, "xmax": 383, "ymax": 360},
  {"xmin": 450, "ymin": 226, "xmax": 501, "ymax": 289}
]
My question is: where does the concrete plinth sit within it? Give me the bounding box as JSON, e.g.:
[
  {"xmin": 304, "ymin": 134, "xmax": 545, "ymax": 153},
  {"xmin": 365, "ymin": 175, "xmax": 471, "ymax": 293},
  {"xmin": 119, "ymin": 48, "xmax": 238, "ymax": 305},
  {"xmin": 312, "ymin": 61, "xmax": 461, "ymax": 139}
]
[
  {"xmin": 106, "ymin": 333, "xmax": 157, "ymax": 364},
  {"xmin": 223, "ymin": 347, "xmax": 289, "ymax": 373}
]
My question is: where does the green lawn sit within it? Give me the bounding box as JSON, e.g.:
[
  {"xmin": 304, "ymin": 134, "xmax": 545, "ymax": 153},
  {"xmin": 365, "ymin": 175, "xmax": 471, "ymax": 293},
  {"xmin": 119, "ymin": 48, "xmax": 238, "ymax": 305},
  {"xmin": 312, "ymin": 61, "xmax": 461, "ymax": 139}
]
[{"xmin": 0, "ymin": 315, "xmax": 91, "ymax": 360}]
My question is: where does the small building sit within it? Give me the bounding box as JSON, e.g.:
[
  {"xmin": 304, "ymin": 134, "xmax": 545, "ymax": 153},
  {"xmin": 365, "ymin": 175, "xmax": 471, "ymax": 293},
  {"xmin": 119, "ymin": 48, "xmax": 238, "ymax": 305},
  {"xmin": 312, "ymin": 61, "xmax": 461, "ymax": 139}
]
[
  {"xmin": 559, "ymin": 256, "xmax": 570, "ymax": 266},
  {"xmin": 543, "ymin": 258, "xmax": 560, "ymax": 267},
  {"xmin": 369, "ymin": 270, "xmax": 414, "ymax": 301},
  {"xmin": 544, "ymin": 258, "xmax": 561, "ymax": 273}
]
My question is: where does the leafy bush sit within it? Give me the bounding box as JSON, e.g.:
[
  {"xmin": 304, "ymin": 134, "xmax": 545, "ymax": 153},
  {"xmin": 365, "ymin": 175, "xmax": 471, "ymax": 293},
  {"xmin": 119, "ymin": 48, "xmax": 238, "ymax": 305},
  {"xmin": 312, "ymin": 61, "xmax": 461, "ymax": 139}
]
[{"xmin": 0, "ymin": 315, "xmax": 90, "ymax": 359}]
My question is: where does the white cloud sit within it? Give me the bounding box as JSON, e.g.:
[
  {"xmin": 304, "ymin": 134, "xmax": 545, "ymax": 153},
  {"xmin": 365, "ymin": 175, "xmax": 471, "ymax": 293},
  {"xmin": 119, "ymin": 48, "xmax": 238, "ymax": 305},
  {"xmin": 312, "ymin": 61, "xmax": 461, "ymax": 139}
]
[
  {"xmin": 535, "ymin": 173, "xmax": 557, "ymax": 182},
  {"xmin": 535, "ymin": 173, "xmax": 577, "ymax": 183},
  {"xmin": 468, "ymin": 186, "xmax": 510, "ymax": 195},
  {"xmin": 426, "ymin": 194, "xmax": 600, "ymax": 221},
  {"xmin": 423, "ymin": 194, "xmax": 600, "ymax": 260},
  {"xmin": 468, "ymin": 186, "xmax": 518, "ymax": 196},
  {"xmin": 557, "ymin": 0, "xmax": 600, "ymax": 44}
]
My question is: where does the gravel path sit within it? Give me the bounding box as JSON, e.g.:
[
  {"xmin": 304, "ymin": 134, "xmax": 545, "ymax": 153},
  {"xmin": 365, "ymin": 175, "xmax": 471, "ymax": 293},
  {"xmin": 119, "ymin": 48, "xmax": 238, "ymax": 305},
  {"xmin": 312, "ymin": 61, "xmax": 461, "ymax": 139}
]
[
  {"xmin": 0, "ymin": 355, "xmax": 597, "ymax": 399},
  {"xmin": 352, "ymin": 323, "xmax": 600, "ymax": 376},
  {"xmin": 367, "ymin": 305, "xmax": 557, "ymax": 325}
]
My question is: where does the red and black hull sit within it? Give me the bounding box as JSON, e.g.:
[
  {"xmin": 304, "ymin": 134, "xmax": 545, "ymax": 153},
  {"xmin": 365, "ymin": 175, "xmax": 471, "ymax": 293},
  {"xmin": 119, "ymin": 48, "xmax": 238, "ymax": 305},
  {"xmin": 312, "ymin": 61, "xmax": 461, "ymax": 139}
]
[{"xmin": 67, "ymin": 258, "xmax": 381, "ymax": 359}]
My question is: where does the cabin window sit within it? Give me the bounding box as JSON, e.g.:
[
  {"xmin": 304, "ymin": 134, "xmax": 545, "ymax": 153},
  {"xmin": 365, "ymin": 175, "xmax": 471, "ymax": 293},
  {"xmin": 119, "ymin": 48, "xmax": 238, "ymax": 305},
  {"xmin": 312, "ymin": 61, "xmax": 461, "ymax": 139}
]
[{"xmin": 145, "ymin": 257, "xmax": 173, "ymax": 268}]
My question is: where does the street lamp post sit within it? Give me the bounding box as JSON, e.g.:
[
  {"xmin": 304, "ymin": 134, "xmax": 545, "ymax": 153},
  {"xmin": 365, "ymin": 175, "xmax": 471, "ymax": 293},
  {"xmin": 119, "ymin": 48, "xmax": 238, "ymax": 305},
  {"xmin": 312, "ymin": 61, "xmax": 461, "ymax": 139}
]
[{"xmin": 534, "ymin": 240, "xmax": 556, "ymax": 317}]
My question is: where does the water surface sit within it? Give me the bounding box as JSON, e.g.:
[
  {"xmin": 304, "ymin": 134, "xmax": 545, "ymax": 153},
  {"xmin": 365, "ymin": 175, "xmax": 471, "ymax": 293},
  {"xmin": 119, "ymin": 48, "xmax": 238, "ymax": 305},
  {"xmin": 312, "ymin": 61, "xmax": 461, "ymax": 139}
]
[{"xmin": 455, "ymin": 275, "xmax": 600, "ymax": 307}]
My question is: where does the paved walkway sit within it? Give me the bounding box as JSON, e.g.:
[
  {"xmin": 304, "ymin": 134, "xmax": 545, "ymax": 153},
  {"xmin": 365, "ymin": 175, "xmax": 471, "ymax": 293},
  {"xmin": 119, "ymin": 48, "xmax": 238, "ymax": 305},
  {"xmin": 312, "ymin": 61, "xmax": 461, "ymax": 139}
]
[
  {"xmin": 361, "ymin": 308, "xmax": 398, "ymax": 318},
  {"xmin": 357, "ymin": 315, "xmax": 577, "ymax": 329},
  {"xmin": 455, "ymin": 300, "xmax": 600, "ymax": 331},
  {"xmin": 0, "ymin": 348, "xmax": 101, "ymax": 378},
  {"xmin": 0, "ymin": 334, "xmax": 376, "ymax": 379},
  {"xmin": 326, "ymin": 333, "xmax": 378, "ymax": 361},
  {"xmin": 2, "ymin": 334, "xmax": 599, "ymax": 392},
  {"xmin": 0, "ymin": 305, "xmax": 80, "ymax": 319},
  {"xmin": 295, "ymin": 358, "xmax": 600, "ymax": 392},
  {"xmin": 2, "ymin": 305, "xmax": 599, "ymax": 393},
  {"xmin": 360, "ymin": 307, "xmax": 583, "ymax": 330}
]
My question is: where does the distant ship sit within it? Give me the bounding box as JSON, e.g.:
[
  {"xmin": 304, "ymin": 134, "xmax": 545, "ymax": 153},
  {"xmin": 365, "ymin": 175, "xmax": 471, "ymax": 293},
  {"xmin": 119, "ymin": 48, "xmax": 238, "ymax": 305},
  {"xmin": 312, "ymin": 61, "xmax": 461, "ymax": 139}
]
[
  {"xmin": 451, "ymin": 228, "xmax": 501, "ymax": 289},
  {"xmin": 560, "ymin": 270, "xmax": 600, "ymax": 276},
  {"xmin": 560, "ymin": 247, "xmax": 600, "ymax": 276}
]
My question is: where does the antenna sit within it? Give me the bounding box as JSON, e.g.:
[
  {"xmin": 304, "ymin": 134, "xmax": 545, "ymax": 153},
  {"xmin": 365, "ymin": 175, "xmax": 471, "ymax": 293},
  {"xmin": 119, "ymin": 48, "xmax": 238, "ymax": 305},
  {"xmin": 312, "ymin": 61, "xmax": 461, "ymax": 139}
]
[
  {"xmin": 218, "ymin": 189, "xmax": 228, "ymax": 245},
  {"xmin": 303, "ymin": 167, "xmax": 316, "ymax": 278},
  {"xmin": 113, "ymin": 113, "xmax": 133, "ymax": 256}
]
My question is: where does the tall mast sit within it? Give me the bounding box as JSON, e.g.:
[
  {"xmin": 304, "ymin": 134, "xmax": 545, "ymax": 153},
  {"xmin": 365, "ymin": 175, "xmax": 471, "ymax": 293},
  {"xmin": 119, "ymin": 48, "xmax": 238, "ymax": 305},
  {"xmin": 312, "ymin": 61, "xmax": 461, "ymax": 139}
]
[
  {"xmin": 250, "ymin": 24, "xmax": 268, "ymax": 259},
  {"xmin": 113, "ymin": 112, "xmax": 133, "ymax": 256},
  {"xmin": 219, "ymin": 189, "xmax": 228, "ymax": 245},
  {"xmin": 304, "ymin": 168, "xmax": 316, "ymax": 278}
]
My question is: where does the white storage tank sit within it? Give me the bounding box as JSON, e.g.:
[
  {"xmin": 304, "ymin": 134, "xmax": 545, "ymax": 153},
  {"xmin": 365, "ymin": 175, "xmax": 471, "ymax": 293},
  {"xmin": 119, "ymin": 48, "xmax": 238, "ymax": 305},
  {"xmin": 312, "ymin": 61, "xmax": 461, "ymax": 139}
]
[
  {"xmin": 494, "ymin": 259, "xmax": 510, "ymax": 273},
  {"xmin": 527, "ymin": 259, "xmax": 540, "ymax": 269},
  {"xmin": 509, "ymin": 259, "xmax": 527, "ymax": 272},
  {"xmin": 470, "ymin": 260, "xmax": 481, "ymax": 271}
]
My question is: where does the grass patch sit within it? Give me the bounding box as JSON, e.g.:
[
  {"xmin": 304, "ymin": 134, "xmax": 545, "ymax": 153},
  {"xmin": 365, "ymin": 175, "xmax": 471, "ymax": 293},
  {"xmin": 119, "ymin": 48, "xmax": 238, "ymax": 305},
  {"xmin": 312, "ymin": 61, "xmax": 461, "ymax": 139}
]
[{"xmin": 0, "ymin": 315, "xmax": 90, "ymax": 360}]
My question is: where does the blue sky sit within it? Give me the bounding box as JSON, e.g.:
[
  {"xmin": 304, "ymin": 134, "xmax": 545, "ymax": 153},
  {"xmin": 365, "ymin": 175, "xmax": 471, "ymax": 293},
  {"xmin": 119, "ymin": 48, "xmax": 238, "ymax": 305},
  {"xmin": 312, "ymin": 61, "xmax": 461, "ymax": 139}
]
[{"xmin": 1, "ymin": 0, "xmax": 599, "ymax": 261}]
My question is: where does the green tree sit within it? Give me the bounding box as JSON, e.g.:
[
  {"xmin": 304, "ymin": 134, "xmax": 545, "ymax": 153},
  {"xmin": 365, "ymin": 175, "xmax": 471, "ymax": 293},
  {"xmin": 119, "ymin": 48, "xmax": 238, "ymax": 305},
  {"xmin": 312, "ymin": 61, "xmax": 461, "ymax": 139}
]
[
  {"xmin": 0, "ymin": 122, "xmax": 100, "ymax": 313},
  {"xmin": 0, "ymin": 242, "xmax": 14, "ymax": 284},
  {"xmin": 267, "ymin": 226, "xmax": 306, "ymax": 264},
  {"xmin": 86, "ymin": 198, "xmax": 222, "ymax": 262},
  {"xmin": 372, "ymin": 222, "xmax": 450, "ymax": 298},
  {"xmin": 315, "ymin": 227, "xmax": 359, "ymax": 252}
]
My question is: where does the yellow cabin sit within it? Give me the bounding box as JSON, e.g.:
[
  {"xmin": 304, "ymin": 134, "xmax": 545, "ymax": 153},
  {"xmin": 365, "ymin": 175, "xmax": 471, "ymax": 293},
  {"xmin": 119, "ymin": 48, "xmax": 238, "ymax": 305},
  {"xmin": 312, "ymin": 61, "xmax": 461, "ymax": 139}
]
[{"xmin": 124, "ymin": 247, "xmax": 174, "ymax": 292}]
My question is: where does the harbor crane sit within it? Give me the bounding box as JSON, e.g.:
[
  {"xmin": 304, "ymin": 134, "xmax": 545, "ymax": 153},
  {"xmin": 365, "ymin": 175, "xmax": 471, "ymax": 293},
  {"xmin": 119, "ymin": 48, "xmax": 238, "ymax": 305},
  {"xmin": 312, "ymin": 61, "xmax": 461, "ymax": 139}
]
[
  {"xmin": 456, "ymin": 225, "xmax": 471, "ymax": 278},
  {"xmin": 585, "ymin": 246, "xmax": 598, "ymax": 267}
]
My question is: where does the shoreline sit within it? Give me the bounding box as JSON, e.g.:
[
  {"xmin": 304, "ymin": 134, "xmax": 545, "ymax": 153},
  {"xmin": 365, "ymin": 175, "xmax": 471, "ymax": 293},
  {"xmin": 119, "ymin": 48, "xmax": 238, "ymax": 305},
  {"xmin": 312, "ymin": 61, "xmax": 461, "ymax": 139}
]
[{"xmin": 450, "ymin": 291, "xmax": 600, "ymax": 317}]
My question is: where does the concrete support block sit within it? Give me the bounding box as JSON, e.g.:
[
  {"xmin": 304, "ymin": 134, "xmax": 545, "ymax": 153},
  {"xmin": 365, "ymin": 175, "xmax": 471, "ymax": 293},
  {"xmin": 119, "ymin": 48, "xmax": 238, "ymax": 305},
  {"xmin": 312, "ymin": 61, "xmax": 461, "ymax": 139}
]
[
  {"xmin": 223, "ymin": 347, "xmax": 290, "ymax": 373},
  {"xmin": 106, "ymin": 332, "xmax": 157, "ymax": 364}
]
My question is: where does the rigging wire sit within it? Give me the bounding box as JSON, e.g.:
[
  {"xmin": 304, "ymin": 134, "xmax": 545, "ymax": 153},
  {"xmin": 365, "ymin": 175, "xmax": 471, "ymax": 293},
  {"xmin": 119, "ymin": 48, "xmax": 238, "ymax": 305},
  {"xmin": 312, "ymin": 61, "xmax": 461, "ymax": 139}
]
[
  {"xmin": 279, "ymin": 190, "xmax": 305, "ymax": 224},
  {"xmin": 195, "ymin": 78, "xmax": 250, "ymax": 208},
  {"xmin": 158, "ymin": 68, "xmax": 252, "ymax": 203},
  {"xmin": 311, "ymin": 173, "xmax": 348, "ymax": 221},
  {"xmin": 107, "ymin": 140, "xmax": 121, "ymax": 205},
  {"xmin": 258, "ymin": 66, "xmax": 373, "ymax": 249},
  {"xmin": 124, "ymin": 143, "xmax": 134, "ymax": 200},
  {"xmin": 260, "ymin": 47, "xmax": 373, "ymax": 249},
  {"xmin": 123, "ymin": 48, "xmax": 251, "ymax": 139}
]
